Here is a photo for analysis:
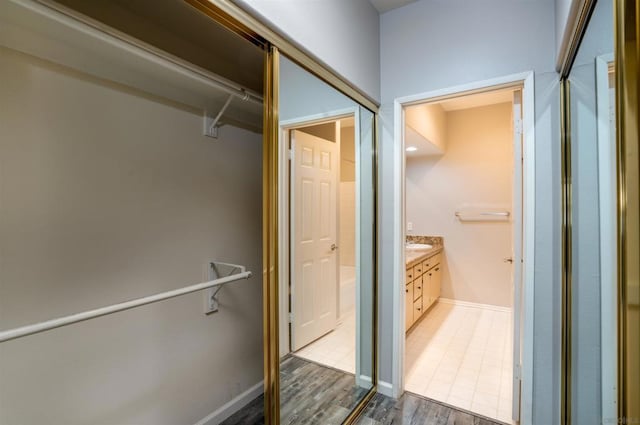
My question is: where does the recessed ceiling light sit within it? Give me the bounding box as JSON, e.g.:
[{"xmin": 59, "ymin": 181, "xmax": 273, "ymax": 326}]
[{"xmin": 406, "ymin": 146, "xmax": 418, "ymax": 152}]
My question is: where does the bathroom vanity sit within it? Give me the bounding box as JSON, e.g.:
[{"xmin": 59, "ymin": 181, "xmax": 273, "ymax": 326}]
[{"xmin": 405, "ymin": 245, "xmax": 443, "ymax": 331}]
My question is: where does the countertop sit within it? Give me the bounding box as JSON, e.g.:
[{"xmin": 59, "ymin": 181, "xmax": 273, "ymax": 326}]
[{"xmin": 405, "ymin": 244, "xmax": 443, "ymax": 269}]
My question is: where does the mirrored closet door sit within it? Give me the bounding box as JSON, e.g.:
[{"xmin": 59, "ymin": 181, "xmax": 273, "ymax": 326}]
[
  {"xmin": 565, "ymin": 0, "xmax": 615, "ymax": 422},
  {"xmin": 275, "ymin": 56, "xmax": 377, "ymax": 424},
  {"xmin": 562, "ymin": 0, "xmax": 639, "ymax": 422}
]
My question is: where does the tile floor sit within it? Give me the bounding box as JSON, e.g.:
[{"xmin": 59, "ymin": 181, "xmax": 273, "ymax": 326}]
[
  {"xmin": 405, "ymin": 302, "xmax": 513, "ymax": 424},
  {"xmin": 293, "ymin": 310, "xmax": 356, "ymax": 374}
]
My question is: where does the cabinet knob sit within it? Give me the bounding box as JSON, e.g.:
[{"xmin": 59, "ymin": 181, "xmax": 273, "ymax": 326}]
[
  {"xmin": 417, "ymin": 286, "xmax": 421, "ymax": 290},
  {"xmin": 429, "ymin": 273, "xmax": 432, "ymax": 276},
  {"xmin": 435, "ymin": 268, "xmax": 440, "ymax": 271},
  {"xmin": 406, "ymin": 289, "xmax": 408, "ymax": 293}
]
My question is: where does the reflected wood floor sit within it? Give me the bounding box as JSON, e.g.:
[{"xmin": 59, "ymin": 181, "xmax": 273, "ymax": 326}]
[
  {"xmin": 222, "ymin": 355, "xmax": 367, "ymax": 425},
  {"xmin": 221, "ymin": 357, "xmax": 504, "ymax": 425}
]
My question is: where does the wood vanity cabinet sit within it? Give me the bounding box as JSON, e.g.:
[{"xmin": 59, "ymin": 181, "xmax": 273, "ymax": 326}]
[{"xmin": 405, "ymin": 251, "xmax": 442, "ymax": 331}]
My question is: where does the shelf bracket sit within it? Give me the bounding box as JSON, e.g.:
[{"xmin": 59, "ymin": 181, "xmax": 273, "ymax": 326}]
[
  {"xmin": 203, "ymin": 94, "xmax": 235, "ymax": 138},
  {"xmin": 204, "ymin": 261, "xmax": 247, "ymax": 314}
]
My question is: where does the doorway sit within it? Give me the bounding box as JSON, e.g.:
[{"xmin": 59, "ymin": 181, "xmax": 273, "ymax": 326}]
[
  {"xmin": 391, "ymin": 73, "xmax": 536, "ymax": 425},
  {"xmin": 279, "ymin": 112, "xmax": 360, "ymax": 375}
]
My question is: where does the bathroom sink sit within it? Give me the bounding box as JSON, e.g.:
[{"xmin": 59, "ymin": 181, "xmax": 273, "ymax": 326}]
[{"xmin": 405, "ymin": 243, "xmax": 432, "ymax": 250}]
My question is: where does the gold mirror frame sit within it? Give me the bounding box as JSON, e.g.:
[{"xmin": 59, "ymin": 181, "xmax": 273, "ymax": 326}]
[
  {"xmin": 614, "ymin": 0, "xmax": 639, "ymax": 421},
  {"xmin": 183, "ymin": 2, "xmax": 380, "ymax": 424},
  {"xmin": 559, "ymin": 0, "xmax": 639, "ymax": 423},
  {"xmin": 559, "ymin": 77, "xmax": 572, "ymax": 425}
]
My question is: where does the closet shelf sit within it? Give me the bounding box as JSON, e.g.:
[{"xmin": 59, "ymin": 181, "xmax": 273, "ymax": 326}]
[{"xmin": 0, "ymin": 0, "xmax": 263, "ymax": 133}]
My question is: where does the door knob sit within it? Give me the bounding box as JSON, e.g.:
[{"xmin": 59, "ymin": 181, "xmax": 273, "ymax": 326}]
[
  {"xmin": 503, "ymin": 257, "xmax": 514, "ymax": 263},
  {"xmin": 331, "ymin": 243, "xmax": 338, "ymax": 251}
]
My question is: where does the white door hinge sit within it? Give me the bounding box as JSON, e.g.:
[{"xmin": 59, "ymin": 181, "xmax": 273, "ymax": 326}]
[
  {"xmin": 515, "ymin": 119, "xmax": 523, "ymax": 134},
  {"xmin": 514, "ymin": 363, "xmax": 522, "ymax": 380}
]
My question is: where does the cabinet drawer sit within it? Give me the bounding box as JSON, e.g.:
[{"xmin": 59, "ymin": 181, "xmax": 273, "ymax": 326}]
[
  {"xmin": 422, "ymin": 252, "xmax": 443, "ymax": 271},
  {"xmin": 413, "ymin": 298, "xmax": 423, "ymax": 319},
  {"xmin": 405, "ymin": 284, "xmax": 413, "ymax": 330},
  {"xmin": 405, "ymin": 268, "xmax": 414, "ymax": 284},
  {"xmin": 405, "ymin": 283, "xmax": 413, "ymax": 302},
  {"xmin": 412, "ymin": 276, "xmax": 423, "ymax": 301}
]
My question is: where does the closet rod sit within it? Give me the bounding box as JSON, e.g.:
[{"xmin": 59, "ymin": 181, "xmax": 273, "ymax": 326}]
[
  {"xmin": 33, "ymin": 0, "xmax": 263, "ymax": 105},
  {"xmin": 0, "ymin": 267, "xmax": 252, "ymax": 344}
]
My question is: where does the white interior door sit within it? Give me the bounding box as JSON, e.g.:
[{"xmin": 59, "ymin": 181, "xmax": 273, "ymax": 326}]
[
  {"xmin": 291, "ymin": 127, "xmax": 339, "ymax": 351},
  {"xmin": 511, "ymin": 89, "xmax": 524, "ymax": 422}
]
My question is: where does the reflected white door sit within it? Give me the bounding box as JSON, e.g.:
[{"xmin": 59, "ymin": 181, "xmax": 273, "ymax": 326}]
[{"xmin": 291, "ymin": 128, "xmax": 339, "ymax": 351}]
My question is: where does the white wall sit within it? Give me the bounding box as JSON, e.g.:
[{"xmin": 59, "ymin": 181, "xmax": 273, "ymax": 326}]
[
  {"xmin": 555, "ymin": 0, "xmax": 613, "ymax": 65},
  {"xmin": 236, "ymin": 0, "xmax": 381, "ymax": 102},
  {"xmin": 0, "ymin": 47, "xmax": 263, "ymax": 425},
  {"xmin": 379, "ymin": 0, "xmax": 561, "ymax": 423},
  {"xmin": 555, "ymin": 0, "xmax": 575, "ymax": 61},
  {"xmin": 406, "ymin": 103, "xmax": 513, "ymax": 307},
  {"xmin": 280, "ymin": 56, "xmax": 357, "ymax": 122}
]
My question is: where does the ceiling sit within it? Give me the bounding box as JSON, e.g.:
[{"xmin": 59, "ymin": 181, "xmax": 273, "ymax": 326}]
[
  {"xmin": 404, "ymin": 88, "xmax": 515, "ymax": 157},
  {"xmin": 369, "ymin": 0, "xmax": 419, "ymax": 13},
  {"xmin": 438, "ymin": 88, "xmax": 514, "ymax": 111}
]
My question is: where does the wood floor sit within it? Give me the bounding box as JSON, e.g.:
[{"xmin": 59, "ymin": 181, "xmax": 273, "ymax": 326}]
[
  {"xmin": 355, "ymin": 392, "xmax": 504, "ymax": 425},
  {"xmin": 221, "ymin": 356, "xmax": 504, "ymax": 425}
]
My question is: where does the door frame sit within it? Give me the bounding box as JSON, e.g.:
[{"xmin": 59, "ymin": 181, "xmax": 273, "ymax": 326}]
[
  {"xmin": 278, "ymin": 107, "xmax": 360, "ymax": 358},
  {"xmin": 595, "ymin": 52, "xmax": 617, "ymax": 422},
  {"xmin": 390, "ymin": 72, "xmax": 536, "ymax": 424}
]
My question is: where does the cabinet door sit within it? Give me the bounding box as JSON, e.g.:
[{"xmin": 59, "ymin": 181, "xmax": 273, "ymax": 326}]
[
  {"xmin": 423, "ymin": 271, "xmax": 432, "ymax": 309},
  {"xmin": 413, "ymin": 297, "xmax": 423, "ymax": 320},
  {"xmin": 431, "ymin": 265, "xmax": 441, "ymax": 300},
  {"xmin": 413, "ymin": 275, "xmax": 423, "ymax": 302},
  {"xmin": 406, "ymin": 268, "xmax": 414, "ymax": 284},
  {"xmin": 405, "ymin": 284, "xmax": 413, "ymax": 330},
  {"xmin": 422, "ymin": 257, "xmax": 434, "ymax": 271}
]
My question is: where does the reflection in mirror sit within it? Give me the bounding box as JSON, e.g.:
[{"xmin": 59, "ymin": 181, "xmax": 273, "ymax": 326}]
[
  {"xmin": 278, "ymin": 56, "xmax": 375, "ymax": 423},
  {"xmin": 567, "ymin": 0, "xmax": 615, "ymax": 423}
]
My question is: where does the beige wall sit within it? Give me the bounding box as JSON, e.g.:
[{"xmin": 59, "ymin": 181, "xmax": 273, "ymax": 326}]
[
  {"xmin": 339, "ymin": 182, "xmax": 355, "ymax": 267},
  {"xmin": 339, "ymin": 125, "xmax": 355, "ymax": 267},
  {"xmin": 0, "ymin": 47, "xmax": 263, "ymax": 424},
  {"xmin": 405, "ymin": 103, "xmax": 447, "ymax": 152},
  {"xmin": 340, "ymin": 125, "xmax": 356, "ymax": 182},
  {"xmin": 406, "ymin": 102, "xmax": 513, "ymax": 307}
]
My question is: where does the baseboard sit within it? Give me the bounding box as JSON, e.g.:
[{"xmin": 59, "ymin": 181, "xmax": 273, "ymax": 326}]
[
  {"xmin": 437, "ymin": 298, "xmax": 511, "ymax": 313},
  {"xmin": 194, "ymin": 381, "xmax": 264, "ymax": 425},
  {"xmin": 377, "ymin": 380, "xmax": 394, "ymax": 397},
  {"xmin": 356, "ymin": 374, "xmax": 374, "ymax": 391}
]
